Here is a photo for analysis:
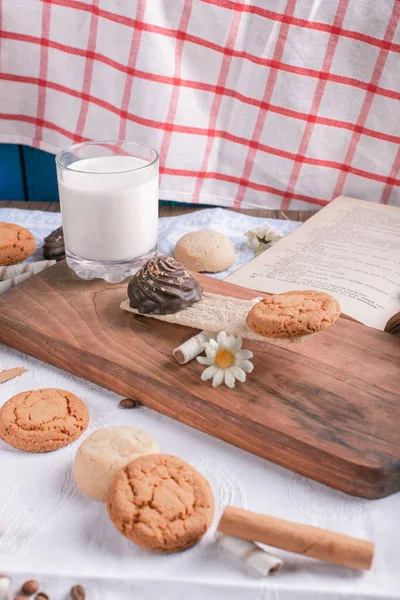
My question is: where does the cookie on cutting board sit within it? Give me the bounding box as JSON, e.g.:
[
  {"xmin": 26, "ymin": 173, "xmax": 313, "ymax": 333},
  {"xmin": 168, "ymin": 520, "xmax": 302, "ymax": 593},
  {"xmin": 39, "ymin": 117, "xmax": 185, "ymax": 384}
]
[
  {"xmin": 0, "ymin": 222, "xmax": 36, "ymax": 266},
  {"xmin": 175, "ymin": 230, "xmax": 235, "ymax": 273},
  {"xmin": 246, "ymin": 290, "xmax": 341, "ymax": 338},
  {"xmin": 0, "ymin": 388, "xmax": 89, "ymax": 452},
  {"xmin": 107, "ymin": 454, "xmax": 215, "ymax": 552},
  {"xmin": 74, "ymin": 426, "xmax": 160, "ymax": 501}
]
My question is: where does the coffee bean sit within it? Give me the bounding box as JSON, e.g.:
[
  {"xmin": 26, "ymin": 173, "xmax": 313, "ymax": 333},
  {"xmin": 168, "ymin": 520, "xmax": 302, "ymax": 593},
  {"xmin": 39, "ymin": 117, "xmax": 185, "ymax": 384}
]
[
  {"xmin": 70, "ymin": 585, "xmax": 85, "ymax": 600},
  {"xmin": 22, "ymin": 580, "xmax": 40, "ymax": 595},
  {"xmin": 119, "ymin": 398, "xmax": 140, "ymax": 409},
  {"xmin": 35, "ymin": 593, "xmax": 49, "ymax": 600}
]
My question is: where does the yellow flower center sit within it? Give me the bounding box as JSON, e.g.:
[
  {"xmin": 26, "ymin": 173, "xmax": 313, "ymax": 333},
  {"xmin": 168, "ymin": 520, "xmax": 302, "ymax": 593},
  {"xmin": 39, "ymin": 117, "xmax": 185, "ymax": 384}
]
[{"xmin": 215, "ymin": 348, "xmax": 235, "ymax": 369}]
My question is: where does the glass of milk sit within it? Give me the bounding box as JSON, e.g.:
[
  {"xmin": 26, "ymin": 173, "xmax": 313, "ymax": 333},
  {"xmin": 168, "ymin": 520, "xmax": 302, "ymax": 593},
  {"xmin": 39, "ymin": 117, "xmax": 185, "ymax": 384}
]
[{"xmin": 56, "ymin": 140, "xmax": 159, "ymax": 283}]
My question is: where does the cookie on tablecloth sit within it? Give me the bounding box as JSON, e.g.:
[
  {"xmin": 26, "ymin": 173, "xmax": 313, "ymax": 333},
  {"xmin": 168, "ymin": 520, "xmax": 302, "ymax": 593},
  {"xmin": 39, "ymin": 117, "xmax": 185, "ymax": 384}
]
[
  {"xmin": 0, "ymin": 222, "xmax": 36, "ymax": 266},
  {"xmin": 175, "ymin": 230, "xmax": 235, "ymax": 273},
  {"xmin": 0, "ymin": 388, "xmax": 89, "ymax": 452},
  {"xmin": 246, "ymin": 290, "xmax": 340, "ymax": 338},
  {"xmin": 74, "ymin": 426, "xmax": 160, "ymax": 501},
  {"xmin": 107, "ymin": 454, "xmax": 215, "ymax": 552}
]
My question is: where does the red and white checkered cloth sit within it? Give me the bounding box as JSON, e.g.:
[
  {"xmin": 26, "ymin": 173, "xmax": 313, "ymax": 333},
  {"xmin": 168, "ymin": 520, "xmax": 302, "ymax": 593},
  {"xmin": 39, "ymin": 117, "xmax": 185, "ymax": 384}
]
[{"xmin": 1, "ymin": 0, "xmax": 400, "ymax": 209}]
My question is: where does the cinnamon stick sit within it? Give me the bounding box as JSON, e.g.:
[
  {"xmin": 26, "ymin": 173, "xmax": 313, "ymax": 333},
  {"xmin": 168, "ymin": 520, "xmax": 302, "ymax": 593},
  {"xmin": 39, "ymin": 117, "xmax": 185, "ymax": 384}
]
[{"xmin": 218, "ymin": 506, "xmax": 374, "ymax": 570}]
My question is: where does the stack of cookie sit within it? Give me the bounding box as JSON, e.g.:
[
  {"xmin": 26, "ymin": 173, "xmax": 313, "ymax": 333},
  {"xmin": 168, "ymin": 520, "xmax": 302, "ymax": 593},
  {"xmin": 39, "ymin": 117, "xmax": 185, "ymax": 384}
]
[
  {"xmin": 73, "ymin": 425, "xmax": 215, "ymax": 552},
  {"xmin": 43, "ymin": 226, "xmax": 65, "ymax": 261}
]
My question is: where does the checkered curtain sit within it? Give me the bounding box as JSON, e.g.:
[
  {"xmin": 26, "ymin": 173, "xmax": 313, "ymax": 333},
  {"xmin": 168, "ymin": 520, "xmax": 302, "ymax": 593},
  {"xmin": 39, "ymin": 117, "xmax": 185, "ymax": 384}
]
[{"xmin": 1, "ymin": 0, "xmax": 399, "ymax": 209}]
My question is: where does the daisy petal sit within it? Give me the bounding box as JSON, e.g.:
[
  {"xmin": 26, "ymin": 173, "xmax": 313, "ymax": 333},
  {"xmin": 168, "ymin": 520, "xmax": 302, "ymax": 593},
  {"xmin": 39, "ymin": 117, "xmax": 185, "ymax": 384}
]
[
  {"xmin": 204, "ymin": 341, "xmax": 216, "ymax": 354},
  {"xmin": 201, "ymin": 366, "xmax": 218, "ymax": 381},
  {"xmin": 212, "ymin": 369, "xmax": 224, "ymax": 388},
  {"xmin": 231, "ymin": 366, "xmax": 246, "ymax": 382},
  {"xmin": 217, "ymin": 331, "xmax": 228, "ymax": 346},
  {"xmin": 205, "ymin": 348, "xmax": 217, "ymax": 359},
  {"xmin": 224, "ymin": 369, "xmax": 236, "ymax": 388},
  {"xmin": 197, "ymin": 356, "xmax": 214, "ymax": 365},
  {"xmin": 225, "ymin": 335, "xmax": 235, "ymax": 349},
  {"xmin": 236, "ymin": 349, "xmax": 253, "ymax": 360},
  {"xmin": 231, "ymin": 336, "xmax": 242, "ymax": 353},
  {"xmin": 237, "ymin": 359, "xmax": 254, "ymax": 373}
]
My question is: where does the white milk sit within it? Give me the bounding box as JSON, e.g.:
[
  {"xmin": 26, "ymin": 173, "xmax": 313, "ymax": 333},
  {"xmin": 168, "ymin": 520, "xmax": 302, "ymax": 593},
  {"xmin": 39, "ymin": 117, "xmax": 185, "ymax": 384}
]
[{"xmin": 58, "ymin": 155, "xmax": 158, "ymax": 262}]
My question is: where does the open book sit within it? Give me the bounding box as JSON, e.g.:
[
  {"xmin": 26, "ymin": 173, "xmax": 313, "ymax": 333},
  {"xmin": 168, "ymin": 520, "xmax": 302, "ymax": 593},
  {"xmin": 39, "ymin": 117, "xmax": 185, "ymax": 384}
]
[{"xmin": 227, "ymin": 196, "xmax": 400, "ymax": 335}]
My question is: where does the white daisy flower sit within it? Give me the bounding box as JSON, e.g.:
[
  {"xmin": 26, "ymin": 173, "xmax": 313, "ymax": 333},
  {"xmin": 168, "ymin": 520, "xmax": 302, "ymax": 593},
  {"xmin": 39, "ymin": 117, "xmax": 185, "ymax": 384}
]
[
  {"xmin": 197, "ymin": 331, "xmax": 254, "ymax": 389},
  {"xmin": 245, "ymin": 225, "xmax": 283, "ymax": 255}
]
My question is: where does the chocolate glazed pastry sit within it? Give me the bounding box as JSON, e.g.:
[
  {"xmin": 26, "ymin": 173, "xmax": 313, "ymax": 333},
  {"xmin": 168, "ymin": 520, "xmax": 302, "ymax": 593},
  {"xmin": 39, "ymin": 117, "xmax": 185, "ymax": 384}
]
[
  {"xmin": 43, "ymin": 226, "xmax": 65, "ymax": 261},
  {"xmin": 128, "ymin": 255, "xmax": 203, "ymax": 314}
]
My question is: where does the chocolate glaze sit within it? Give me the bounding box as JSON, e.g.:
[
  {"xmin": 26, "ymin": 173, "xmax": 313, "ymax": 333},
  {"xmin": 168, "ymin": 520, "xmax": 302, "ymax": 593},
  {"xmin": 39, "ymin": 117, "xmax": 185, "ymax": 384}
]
[
  {"xmin": 43, "ymin": 226, "xmax": 65, "ymax": 261},
  {"xmin": 128, "ymin": 255, "xmax": 203, "ymax": 314}
]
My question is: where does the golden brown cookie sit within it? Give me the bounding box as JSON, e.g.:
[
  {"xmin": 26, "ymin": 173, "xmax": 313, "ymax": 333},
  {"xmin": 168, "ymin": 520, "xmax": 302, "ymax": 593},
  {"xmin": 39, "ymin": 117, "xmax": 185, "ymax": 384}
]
[
  {"xmin": 0, "ymin": 222, "xmax": 36, "ymax": 266},
  {"xmin": 246, "ymin": 290, "xmax": 341, "ymax": 338},
  {"xmin": 175, "ymin": 230, "xmax": 235, "ymax": 273},
  {"xmin": 0, "ymin": 389, "xmax": 89, "ymax": 452},
  {"xmin": 107, "ymin": 454, "xmax": 215, "ymax": 552}
]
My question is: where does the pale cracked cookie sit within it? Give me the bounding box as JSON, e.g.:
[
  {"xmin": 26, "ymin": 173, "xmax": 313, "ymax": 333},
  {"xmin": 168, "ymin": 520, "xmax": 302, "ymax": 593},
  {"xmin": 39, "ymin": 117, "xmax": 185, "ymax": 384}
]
[
  {"xmin": 0, "ymin": 222, "xmax": 36, "ymax": 266},
  {"xmin": 0, "ymin": 388, "xmax": 89, "ymax": 452},
  {"xmin": 74, "ymin": 426, "xmax": 160, "ymax": 501},
  {"xmin": 246, "ymin": 290, "xmax": 341, "ymax": 338},
  {"xmin": 175, "ymin": 230, "xmax": 235, "ymax": 273},
  {"xmin": 107, "ymin": 454, "xmax": 215, "ymax": 552}
]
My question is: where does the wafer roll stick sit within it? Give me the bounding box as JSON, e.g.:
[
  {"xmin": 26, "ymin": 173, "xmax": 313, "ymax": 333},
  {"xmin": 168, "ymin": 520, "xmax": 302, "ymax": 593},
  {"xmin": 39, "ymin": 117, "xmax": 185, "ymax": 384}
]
[
  {"xmin": 218, "ymin": 506, "xmax": 374, "ymax": 570},
  {"xmin": 215, "ymin": 532, "xmax": 283, "ymax": 576},
  {"xmin": 173, "ymin": 331, "xmax": 212, "ymax": 364}
]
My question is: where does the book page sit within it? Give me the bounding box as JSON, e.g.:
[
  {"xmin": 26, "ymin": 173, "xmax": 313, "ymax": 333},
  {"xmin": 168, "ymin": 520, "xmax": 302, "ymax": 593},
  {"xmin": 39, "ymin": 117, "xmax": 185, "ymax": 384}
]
[{"xmin": 227, "ymin": 196, "xmax": 400, "ymax": 331}]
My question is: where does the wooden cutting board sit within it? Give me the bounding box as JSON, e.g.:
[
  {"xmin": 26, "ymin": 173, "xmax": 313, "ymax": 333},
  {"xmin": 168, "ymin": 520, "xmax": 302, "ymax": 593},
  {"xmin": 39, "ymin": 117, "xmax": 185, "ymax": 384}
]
[{"xmin": 0, "ymin": 261, "xmax": 399, "ymax": 499}]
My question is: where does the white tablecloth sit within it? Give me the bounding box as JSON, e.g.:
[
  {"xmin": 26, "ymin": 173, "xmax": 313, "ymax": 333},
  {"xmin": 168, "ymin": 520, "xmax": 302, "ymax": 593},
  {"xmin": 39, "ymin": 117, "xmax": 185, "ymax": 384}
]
[{"xmin": 0, "ymin": 209, "xmax": 399, "ymax": 600}]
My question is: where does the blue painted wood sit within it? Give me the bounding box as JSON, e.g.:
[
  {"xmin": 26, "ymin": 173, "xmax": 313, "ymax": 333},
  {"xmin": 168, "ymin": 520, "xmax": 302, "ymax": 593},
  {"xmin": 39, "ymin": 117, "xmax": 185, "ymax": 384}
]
[
  {"xmin": 0, "ymin": 144, "xmax": 25, "ymax": 200},
  {"xmin": 23, "ymin": 146, "xmax": 59, "ymax": 202}
]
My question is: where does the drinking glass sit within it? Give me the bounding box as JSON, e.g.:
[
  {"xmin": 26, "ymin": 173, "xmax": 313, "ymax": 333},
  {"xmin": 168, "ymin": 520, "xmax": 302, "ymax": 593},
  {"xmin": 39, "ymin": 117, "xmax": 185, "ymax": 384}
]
[{"xmin": 56, "ymin": 140, "xmax": 159, "ymax": 283}]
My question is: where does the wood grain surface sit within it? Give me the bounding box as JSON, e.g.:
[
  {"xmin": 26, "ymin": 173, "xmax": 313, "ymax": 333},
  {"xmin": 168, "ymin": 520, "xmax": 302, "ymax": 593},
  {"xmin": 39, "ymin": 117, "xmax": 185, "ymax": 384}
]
[{"xmin": 0, "ymin": 261, "xmax": 399, "ymax": 499}]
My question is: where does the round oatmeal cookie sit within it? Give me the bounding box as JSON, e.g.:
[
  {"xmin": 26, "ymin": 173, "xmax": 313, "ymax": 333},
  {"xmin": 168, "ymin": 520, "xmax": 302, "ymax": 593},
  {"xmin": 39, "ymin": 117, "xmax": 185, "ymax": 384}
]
[
  {"xmin": 107, "ymin": 454, "xmax": 215, "ymax": 552},
  {"xmin": 0, "ymin": 388, "xmax": 89, "ymax": 452},
  {"xmin": 246, "ymin": 290, "xmax": 341, "ymax": 338},
  {"xmin": 74, "ymin": 426, "xmax": 160, "ymax": 501},
  {"xmin": 0, "ymin": 222, "xmax": 36, "ymax": 266}
]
